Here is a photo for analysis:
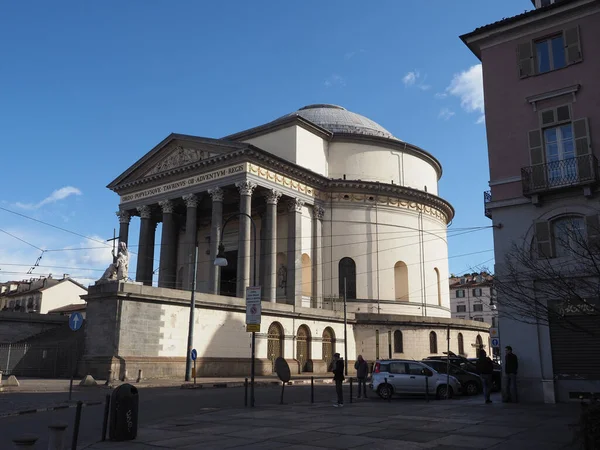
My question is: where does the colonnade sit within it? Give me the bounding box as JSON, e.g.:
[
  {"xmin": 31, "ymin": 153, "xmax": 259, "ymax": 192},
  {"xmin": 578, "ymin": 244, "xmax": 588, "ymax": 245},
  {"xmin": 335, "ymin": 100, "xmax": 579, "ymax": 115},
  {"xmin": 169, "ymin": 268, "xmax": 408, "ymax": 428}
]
[{"xmin": 116, "ymin": 181, "xmax": 325, "ymax": 304}]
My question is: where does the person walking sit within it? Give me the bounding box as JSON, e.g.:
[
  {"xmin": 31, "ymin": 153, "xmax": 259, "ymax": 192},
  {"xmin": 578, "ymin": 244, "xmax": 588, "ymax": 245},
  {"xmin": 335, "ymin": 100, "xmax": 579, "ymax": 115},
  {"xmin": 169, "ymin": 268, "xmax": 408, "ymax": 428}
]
[
  {"xmin": 476, "ymin": 349, "xmax": 494, "ymax": 404},
  {"xmin": 504, "ymin": 346, "xmax": 518, "ymax": 403},
  {"xmin": 354, "ymin": 355, "xmax": 368, "ymax": 399},
  {"xmin": 332, "ymin": 353, "xmax": 345, "ymax": 407}
]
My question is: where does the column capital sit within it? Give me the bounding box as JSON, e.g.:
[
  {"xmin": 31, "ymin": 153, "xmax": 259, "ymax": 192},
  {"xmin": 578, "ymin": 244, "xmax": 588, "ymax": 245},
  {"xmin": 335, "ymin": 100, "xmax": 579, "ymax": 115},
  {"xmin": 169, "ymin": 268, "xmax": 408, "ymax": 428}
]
[
  {"xmin": 235, "ymin": 181, "xmax": 257, "ymax": 197},
  {"xmin": 265, "ymin": 189, "xmax": 282, "ymax": 205},
  {"xmin": 182, "ymin": 194, "xmax": 199, "ymax": 208},
  {"xmin": 159, "ymin": 200, "xmax": 175, "ymax": 214},
  {"xmin": 313, "ymin": 205, "xmax": 325, "ymax": 220},
  {"xmin": 116, "ymin": 210, "xmax": 131, "ymax": 224},
  {"xmin": 287, "ymin": 198, "xmax": 304, "ymax": 213},
  {"xmin": 137, "ymin": 205, "xmax": 152, "ymax": 219},
  {"xmin": 208, "ymin": 187, "xmax": 224, "ymax": 202}
]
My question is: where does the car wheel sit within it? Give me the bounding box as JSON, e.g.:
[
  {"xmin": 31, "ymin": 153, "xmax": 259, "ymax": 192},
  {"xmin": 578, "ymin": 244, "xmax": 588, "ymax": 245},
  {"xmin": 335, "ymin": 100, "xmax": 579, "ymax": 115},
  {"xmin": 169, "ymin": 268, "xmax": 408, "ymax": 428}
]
[
  {"xmin": 436, "ymin": 385, "xmax": 453, "ymax": 400},
  {"xmin": 465, "ymin": 381, "xmax": 479, "ymax": 396},
  {"xmin": 377, "ymin": 384, "xmax": 393, "ymax": 400}
]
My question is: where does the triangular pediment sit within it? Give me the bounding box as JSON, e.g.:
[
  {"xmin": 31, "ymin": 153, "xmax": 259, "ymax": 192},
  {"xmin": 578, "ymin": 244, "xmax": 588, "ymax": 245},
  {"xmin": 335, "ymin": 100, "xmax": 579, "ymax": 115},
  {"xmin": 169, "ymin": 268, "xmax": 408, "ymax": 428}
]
[{"xmin": 108, "ymin": 133, "xmax": 250, "ymax": 190}]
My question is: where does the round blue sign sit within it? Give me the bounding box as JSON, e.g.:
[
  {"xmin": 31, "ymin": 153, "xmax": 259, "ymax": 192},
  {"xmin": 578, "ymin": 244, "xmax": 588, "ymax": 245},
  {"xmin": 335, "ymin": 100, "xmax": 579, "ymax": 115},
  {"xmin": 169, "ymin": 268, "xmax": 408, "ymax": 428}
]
[
  {"xmin": 491, "ymin": 338, "xmax": 500, "ymax": 347},
  {"xmin": 69, "ymin": 312, "xmax": 84, "ymax": 331},
  {"xmin": 191, "ymin": 349, "xmax": 197, "ymax": 361}
]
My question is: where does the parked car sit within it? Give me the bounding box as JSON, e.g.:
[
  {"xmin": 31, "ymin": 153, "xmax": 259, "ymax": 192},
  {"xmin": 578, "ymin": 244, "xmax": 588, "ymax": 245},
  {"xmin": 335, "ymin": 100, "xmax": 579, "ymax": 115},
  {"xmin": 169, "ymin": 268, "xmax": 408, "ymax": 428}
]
[
  {"xmin": 424, "ymin": 353, "xmax": 501, "ymax": 391},
  {"xmin": 370, "ymin": 359, "xmax": 462, "ymax": 400},
  {"xmin": 421, "ymin": 359, "xmax": 482, "ymax": 396}
]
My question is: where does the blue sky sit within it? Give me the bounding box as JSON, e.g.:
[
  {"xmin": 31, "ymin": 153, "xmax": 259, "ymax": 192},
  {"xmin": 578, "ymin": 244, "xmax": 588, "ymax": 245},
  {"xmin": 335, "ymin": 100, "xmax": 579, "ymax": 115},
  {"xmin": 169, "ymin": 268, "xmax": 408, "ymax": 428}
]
[{"xmin": 0, "ymin": 0, "xmax": 531, "ymax": 284}]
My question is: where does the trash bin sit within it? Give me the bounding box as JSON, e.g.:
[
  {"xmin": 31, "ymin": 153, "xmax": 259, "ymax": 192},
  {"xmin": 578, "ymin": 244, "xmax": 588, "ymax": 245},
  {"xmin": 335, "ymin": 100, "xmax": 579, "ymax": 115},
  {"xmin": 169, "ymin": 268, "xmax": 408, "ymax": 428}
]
[{"xmin": 109, "ymin": 383, "xmax": 139, "ymax": 441}]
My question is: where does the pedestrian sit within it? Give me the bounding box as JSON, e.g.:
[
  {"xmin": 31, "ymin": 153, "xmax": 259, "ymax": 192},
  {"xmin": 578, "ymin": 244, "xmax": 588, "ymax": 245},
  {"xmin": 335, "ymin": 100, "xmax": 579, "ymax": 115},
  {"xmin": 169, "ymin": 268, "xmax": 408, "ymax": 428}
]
[
  {"xmin": 476, "ymin": 349, "xmax": 494, "ymax": 404},
  {"xmin": 354, "ymin": 355, "xmax": 368, "ymax": 399},
  {"xmin": 504, "ymin": 346, "xmax": 518, "ymax": 403},
  {"xmin": 332, "ymin": 352, "xmax": 345, "ymax": 407}
]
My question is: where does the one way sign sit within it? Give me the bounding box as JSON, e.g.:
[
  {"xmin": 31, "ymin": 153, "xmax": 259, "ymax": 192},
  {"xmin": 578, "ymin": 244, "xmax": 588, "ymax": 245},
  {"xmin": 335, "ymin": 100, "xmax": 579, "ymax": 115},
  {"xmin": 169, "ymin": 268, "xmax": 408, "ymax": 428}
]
[{"xmin": 69, "ymin": 312, "xmax": 84, "ymax": 331}]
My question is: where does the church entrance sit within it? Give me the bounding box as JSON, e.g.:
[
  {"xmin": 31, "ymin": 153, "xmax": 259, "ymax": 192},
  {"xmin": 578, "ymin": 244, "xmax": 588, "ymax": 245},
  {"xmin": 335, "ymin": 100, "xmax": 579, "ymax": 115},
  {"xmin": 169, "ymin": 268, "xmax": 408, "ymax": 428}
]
[
  {"xmin": 267, "ymin": 322, "xmax": 284, "ymax": 373},
  {"xmin": 219, "ymin": 250, "xmax": 238, "ymax": 297},
  {"xmin": 296, "ymin": 325, "xmax": 311, "ymax": 372}
]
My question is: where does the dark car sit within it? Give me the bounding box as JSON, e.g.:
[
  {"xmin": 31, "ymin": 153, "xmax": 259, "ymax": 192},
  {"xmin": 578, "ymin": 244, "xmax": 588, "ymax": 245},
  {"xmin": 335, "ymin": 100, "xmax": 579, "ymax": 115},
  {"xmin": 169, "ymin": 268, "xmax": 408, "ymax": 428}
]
[
  {"xmin": 421, "ymin": 359, "xmax": 482, "ymax": 396},
  {"xmin": 424, "ymin": 354, "xmax": 501, "ymax": 391}
]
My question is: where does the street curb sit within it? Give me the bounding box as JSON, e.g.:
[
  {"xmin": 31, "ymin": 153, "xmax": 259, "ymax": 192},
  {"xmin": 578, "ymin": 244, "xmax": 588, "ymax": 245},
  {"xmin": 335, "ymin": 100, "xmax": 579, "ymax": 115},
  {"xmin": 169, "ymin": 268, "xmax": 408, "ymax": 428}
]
[
  {"xmin": 0, "ymin": 400, "xmax": 103, "ymax": 419},
  {"xmin": 181, "ymin": 378, "xmax": 336, "ymax": 389}
]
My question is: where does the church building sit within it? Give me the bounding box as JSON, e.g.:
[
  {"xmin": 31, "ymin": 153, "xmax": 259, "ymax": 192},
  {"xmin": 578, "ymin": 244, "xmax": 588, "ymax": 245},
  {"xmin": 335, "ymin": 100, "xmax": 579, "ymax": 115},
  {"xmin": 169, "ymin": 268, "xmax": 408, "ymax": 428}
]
[{"xmin": 82, "ymin": 104, "xmax": 489, "ymax": 381}]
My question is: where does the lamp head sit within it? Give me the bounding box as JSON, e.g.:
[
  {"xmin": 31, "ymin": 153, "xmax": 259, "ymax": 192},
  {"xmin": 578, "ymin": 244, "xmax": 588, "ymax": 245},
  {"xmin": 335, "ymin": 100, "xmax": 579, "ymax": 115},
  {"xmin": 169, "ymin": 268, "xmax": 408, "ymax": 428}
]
[{"xmin": 214, "ymin": 243, "xmax": 228, "ymax": 267}]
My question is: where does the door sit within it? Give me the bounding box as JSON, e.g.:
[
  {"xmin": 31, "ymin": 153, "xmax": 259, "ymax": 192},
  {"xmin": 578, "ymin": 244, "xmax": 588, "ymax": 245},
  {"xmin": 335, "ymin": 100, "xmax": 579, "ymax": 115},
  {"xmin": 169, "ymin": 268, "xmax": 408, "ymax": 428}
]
[
  {"xmin": 406, "ymin": 362, "xmax": 429, "ymax": 394},
  {"xmin": 386, "ymin": 362, "xmax": 410, "ymax": 394},
  {"xmin": 296, "ymin": 326, "xmax": 310, "ymax": 372},
  {"xmin": 545, "ymin": 124, "xmax": 575, "ymax": 186}
]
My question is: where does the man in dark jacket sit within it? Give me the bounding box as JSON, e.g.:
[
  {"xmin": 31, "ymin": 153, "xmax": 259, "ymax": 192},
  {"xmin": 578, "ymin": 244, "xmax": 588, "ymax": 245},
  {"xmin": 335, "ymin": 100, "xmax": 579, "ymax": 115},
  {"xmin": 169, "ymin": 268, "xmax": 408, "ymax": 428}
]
[
  {"xmin": 476, "ymin": 349, "xmax": 494, "ymax": 404},
  {"xmin": 332, "ymin": 353, "xmax": 345, "ymax": 407},
  {"xmin": 504, "ymin": 346, "xmax": 518, "ymax": 402},
  {"xmin": 354, "ymin": 355, "xmax": 368, "ymax": 399}
]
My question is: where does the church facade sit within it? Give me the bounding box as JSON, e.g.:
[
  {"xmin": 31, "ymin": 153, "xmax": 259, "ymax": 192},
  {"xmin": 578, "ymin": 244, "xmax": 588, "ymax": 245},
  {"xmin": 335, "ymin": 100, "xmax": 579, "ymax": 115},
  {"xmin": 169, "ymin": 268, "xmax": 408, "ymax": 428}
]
[{"xmin": 81, "ymin": 105, "xmax": 489, "ymax": 380}]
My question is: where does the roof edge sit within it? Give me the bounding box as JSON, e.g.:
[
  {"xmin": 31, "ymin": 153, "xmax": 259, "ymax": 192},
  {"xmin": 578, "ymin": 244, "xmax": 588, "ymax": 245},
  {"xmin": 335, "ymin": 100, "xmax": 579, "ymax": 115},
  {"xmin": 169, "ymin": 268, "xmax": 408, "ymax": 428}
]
[{"xmin": 223, "ymin": 115, "xmax": 333, "ymax": 142}]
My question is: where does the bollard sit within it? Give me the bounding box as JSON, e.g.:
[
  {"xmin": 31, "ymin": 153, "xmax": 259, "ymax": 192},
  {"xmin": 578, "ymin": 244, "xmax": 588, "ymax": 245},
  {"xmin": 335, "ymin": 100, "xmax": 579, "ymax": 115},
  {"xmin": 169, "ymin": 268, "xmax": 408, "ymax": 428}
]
[
  {"xmin": 71, "ymin": 401, "xmax": 82, "ymax": 450},
  {"xmin": 12, "ymin": 435, "xmax": 38, "ymax": 448},
  {"xmin": 425, "ymin": 377, "xmax": 429, "ymax": 403},
  {"xmin": 101, "ymin": 394, "xmax": 110, "ymax": 441},
  {"xmin": 311, "ymin": 376, "xmax": 314, "ymax": 404},
  {"xmin": 48, "ymin": 423, "xmax": 68, "ymax": 450},
  {"xmin": 349, "ymin": 377, "xmax": 353, "ymax": 404},
  {"xmin": 244, "ymin": 378, "xmax": 248, "ymax": 407},
  {"xmin": 105, "ymin": 369, "xmax": 112, "ymax": 386},
  {"xmin": 136, "ymin": 369, "xmax": 142, "ymax": 383}
]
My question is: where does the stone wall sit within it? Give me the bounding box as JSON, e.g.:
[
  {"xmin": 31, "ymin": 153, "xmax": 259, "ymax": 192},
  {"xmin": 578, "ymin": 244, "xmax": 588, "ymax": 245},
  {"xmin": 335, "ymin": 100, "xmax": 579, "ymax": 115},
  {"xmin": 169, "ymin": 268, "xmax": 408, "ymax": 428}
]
[{"xmin": 0, "ymin": 312, "xmax": 68, "ymax": 344}]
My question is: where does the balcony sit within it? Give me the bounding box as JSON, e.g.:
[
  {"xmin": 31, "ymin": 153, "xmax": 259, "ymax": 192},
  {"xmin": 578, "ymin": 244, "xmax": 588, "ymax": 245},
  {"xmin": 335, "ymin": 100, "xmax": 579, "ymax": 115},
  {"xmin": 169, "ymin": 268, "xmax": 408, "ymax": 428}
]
[
  {"xmin": 521, "ymin": 155, "xmax": 599, "ymax": 197},
  {"xmin": 484, "ymin": 190, "xmax": 492, "ymax": 219}
]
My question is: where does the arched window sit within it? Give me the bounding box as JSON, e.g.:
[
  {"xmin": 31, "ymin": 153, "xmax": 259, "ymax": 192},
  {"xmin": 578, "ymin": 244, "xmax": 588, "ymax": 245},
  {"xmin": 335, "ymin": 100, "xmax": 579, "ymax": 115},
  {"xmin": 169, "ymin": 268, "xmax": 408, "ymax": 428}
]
[
  {"xmin": 322, "ymin": 327, "xmax": 336, "ymax": 369},
  {"xmin": 434, "ymin": 267, "xmax": 442, "ymax": 306},
  {"xmin": 267, "ymin": 322, "xmax": 284, "ymax": 372},
  {"xmin": 458, "ymin": 333, "xmax": 465, "ymax": 356},
  {"xmin": 476, "ymin": 334, "xmax": 483, "ymax": 350},
  {"xmin": 394, "ymin": 261, "xmax": 409, "ymax": 301},
  {"xmin": 552, "ymin": 216, "xmax": 585, "ymax": 257},
  {"xmin": 429, "ymin": 331, "xmax": 438, "ymax": 354},
  {"xmin": 394, "ymin": 330, "xmax": 403, "ymax": 353},
  {"xmin": 301, "ymin": 254, "xmax": 312, "ymax": 297},
  {"xmin": 339, "ymin": 258, "xmax": 356, "ymax": 300},
  {"xmin": 296, "ymin": 325, "xmax": 311, "ymax": 372}
]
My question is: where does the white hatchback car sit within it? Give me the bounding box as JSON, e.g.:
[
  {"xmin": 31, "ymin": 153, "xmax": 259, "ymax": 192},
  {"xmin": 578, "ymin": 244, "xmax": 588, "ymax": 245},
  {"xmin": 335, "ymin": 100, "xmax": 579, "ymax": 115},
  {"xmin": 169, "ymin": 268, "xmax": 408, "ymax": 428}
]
[{"xmin": 370, "ymin": 359, "xmax": 461, "ymax": 400}]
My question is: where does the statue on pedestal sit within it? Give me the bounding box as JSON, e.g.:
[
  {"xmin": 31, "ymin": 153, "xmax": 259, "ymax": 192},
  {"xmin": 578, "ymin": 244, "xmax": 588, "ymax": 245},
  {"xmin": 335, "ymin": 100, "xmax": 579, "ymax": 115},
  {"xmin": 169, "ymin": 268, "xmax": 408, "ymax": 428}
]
[{"xmin": 96, "ymin": 242, "xmax": 130, "ymax": 284}]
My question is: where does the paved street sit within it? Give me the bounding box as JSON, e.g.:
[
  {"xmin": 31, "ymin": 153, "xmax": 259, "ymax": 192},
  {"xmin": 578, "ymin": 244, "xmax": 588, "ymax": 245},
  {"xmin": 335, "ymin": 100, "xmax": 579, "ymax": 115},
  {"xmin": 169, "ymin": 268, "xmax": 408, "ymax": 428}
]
[{"xmin": 0, "ymin": 381, "xmax": 584, "ymax": 450}]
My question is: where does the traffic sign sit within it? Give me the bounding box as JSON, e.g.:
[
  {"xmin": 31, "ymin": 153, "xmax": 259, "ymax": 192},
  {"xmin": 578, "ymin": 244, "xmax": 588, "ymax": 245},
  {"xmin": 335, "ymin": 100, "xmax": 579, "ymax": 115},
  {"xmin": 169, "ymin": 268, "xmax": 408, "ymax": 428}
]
[
  {"xmin": 489, "ymin": 327, "xmax": 499, "ymax": 338},
  {"xmin": 246, "ymin": 286, "xmax": 262, "ymax": 332},
  {"xmin": 69, "ymin": 312, "xmax": 83, "ymax": 331},
  {"xmin": 191, "ymin": 349, "xmax": 197, "ymax": 361},
  {"xmin": 491, "ymin": 338, "xmax": 500, "ymax": 348}
]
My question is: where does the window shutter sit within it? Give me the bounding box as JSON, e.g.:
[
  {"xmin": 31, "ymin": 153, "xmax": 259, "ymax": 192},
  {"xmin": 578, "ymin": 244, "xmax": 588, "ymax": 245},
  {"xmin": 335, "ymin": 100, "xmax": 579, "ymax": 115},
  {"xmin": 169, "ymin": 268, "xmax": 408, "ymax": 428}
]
[
  {"xmin": 529, "ymin": 129, "xmax": 546, "ymax": 189},
  {"xmin": 586, "ymin": 215, "xmax": 600, "ymax": 250},
  {"xmin": 573, "ymin": 118, "xmax": 591, "ymax": 156},
  {"xmin": 564, "ymin": 26, "xmax": 582, "ymax": 65},
  {"xmin": 535, "ymin": 220, "xmax": 553, "ymax": 258},
  {"xmin": 517, "ymin": 42, "xmax": 535, "ymax": 78}
]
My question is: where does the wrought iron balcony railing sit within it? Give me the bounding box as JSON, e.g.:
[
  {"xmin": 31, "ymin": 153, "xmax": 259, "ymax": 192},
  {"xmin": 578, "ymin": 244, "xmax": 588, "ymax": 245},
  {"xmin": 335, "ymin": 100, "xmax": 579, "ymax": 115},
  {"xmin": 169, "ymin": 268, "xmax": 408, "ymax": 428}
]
[
  {"xmin": 521, "ymin": 154, "xmax": 599, "ymax": 197},
  {"xmin": 483, "ymin": 190, "xmax": 492, "ymax": 219}
]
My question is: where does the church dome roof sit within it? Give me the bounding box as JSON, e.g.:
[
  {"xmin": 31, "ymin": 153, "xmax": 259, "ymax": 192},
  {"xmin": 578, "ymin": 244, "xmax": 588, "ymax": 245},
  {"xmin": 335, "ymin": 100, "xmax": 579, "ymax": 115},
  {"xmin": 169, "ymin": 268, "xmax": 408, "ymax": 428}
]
[{"xmin": 281, "ymin": 104, "xmax": 400, "ymax": 141}]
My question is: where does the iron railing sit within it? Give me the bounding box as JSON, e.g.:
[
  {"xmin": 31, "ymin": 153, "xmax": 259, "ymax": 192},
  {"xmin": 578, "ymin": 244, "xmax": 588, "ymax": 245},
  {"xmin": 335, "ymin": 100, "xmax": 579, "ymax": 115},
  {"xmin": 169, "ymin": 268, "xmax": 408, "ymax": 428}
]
[
  {"xmin": 521, "ymin": 155, "xmax": 598, "ymax": 196},
  {"xmin": 483, "ymin": 190, "xmax": 492, "ymax": 219}
]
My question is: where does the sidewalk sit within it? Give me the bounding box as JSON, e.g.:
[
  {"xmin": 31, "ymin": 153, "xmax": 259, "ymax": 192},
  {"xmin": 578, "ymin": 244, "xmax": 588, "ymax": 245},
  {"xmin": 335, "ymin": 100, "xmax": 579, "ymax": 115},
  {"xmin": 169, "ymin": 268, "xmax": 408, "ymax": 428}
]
[{"xmin": 84, "ymin": 393, "xmax": 582, "ymax": 450}]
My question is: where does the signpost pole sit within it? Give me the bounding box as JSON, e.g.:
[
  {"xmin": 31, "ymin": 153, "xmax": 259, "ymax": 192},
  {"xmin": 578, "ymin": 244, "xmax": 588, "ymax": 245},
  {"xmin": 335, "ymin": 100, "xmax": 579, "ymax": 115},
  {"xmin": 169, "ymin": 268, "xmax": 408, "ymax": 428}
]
[
  {"xmin": 446, "ymin": 324, "xmax": 450, "ymax": 400},
  {"xmin": 185, "ymin": 243, "xmax": 199, "ymax": 382},
  {"xmin": 67, "ymin": 313, "xmax": 84, "ymax": 403},
  {"xmin": 343, "ymin": 278, "xmax": 348, "ymax": 376}
]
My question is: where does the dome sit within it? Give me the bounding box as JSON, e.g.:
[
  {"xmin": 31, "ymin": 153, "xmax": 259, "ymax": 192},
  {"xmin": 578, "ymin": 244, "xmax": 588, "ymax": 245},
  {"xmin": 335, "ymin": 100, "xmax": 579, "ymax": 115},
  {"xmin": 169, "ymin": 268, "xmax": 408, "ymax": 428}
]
[{"xmin": 281, "ymin": 104, "xmax": 400, "ymax": 141}]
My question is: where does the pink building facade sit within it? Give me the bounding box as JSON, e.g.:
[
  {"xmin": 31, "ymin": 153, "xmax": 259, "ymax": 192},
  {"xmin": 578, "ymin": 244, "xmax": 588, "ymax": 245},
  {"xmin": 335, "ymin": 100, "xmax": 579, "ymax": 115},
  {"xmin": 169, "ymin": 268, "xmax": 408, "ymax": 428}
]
[{"xmin": 462, "ymin": 0, "xmax": 600, "ymax": 402}]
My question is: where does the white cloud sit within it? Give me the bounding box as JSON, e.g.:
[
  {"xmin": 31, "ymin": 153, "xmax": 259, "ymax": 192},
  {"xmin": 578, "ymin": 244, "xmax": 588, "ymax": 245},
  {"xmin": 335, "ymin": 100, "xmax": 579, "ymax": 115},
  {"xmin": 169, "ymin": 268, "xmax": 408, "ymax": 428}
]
[
  {"xmin": 434, "ymin": 92, "xmax": 448, "ymax": 99},
  {"xmin": 16, "ymin": 186, "xmax": 82, "ymax": 210},
  {"xmin": 324, "ymin": 74, "xmax": 346, "ymax": 88},
  {"xmin": 402, "ymin": 71, "xmax": 419, "ymax": 86},
  {"xmin": 344, "ymin": 49, "xmax": 365, "ymax": 60},
  {"xmin": 446, "ymin": 64, "xmax": 484, "ymax": 122},
  {"xmin": 438, "ymin": 108, "xmax": 455, "ymax": 121}
]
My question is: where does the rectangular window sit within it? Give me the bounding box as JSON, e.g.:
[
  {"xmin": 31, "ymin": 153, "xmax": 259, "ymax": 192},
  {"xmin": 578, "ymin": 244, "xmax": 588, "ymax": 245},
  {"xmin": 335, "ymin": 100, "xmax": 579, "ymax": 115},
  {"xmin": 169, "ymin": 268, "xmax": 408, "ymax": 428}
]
[
  {"xmin": 536, "ymin": 35, "xmax": 566, "ymax": 73},
  {"xmin": 553, "ymin": 216, "xmax": 585, "ymax": 257},
  {"xmin": 472, "ymin": 288, "xmax": 482, "ymax": 297},
  {"xmin": 389, "ymin": 362, "xmax": 407, "ymax": 374},
  {"xmin": 544, "ymin": 123, "xmax": 576, "ymax": 185},
  {"xmin": 473, "ymin": 317, "xmax": 484, "ymax": 322},
  {"xmin": 407, "ymin": 363, "xmax": 425, "ymax": 375},
  {"xmin": 456, "ymin": 305, "xmax": 466, "ymax": 313},
  {"xmin": 456, "ymin": 290, "xmax": 465, "ymax": 298},
  {"xmin": 473, "ymin": 304, "xmax": 484, "ymax": 312}
]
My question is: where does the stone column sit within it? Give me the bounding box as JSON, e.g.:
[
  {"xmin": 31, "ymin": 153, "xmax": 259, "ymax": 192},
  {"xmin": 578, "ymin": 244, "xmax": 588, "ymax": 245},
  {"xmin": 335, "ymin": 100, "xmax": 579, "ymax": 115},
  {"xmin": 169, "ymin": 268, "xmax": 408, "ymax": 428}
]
[
  {"xmin": 264, "ymin": 189, "xmax": 282, "ymax": 303},
  {"xmin": 235, "ymin": 181, "xmax": 257, "ymax": 298},
  {"xmin": 116, "ymin": 209, "xmax": 131, "ymax": 247},
  {"xmin": 312, "ymin": 205, "xmax": 325, "ymax": 308},
  {"xmin": 158, "ymin": 200, "xmax": 177, "ymax": 289},
  {"xmin": 182, "ymin": 194, "xmax": 199, "ymax": 291},
  {"xmin": 136, "ymin": 205, "xmax": 154, "ymax": 286},
  {"xmin": 208, "ymin": 187, "xmax": 224, "ymax": 294},
  {"xmin": 286, "ymin": 198, "xmax": 304, "ymax": 306}
]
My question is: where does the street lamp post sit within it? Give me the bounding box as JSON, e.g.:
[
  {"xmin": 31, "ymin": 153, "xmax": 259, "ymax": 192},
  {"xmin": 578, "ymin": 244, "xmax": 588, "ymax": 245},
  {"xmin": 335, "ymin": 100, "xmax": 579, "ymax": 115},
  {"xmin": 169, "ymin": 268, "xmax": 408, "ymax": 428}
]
[
  {"xmin": 184, "ymin": 243, "xmax": 199, "ymax": 382},
  {"xmin": 214, "ymin": 213, "xmax": 258, "ymax": 407}
]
